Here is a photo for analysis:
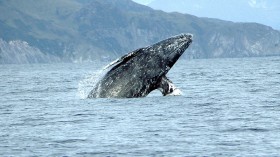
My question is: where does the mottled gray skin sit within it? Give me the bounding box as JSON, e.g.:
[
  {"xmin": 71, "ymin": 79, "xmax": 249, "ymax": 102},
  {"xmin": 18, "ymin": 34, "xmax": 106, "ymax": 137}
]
[{"xmin": 88, "ymin": 34, "xmax": 193, "ymax": 98}]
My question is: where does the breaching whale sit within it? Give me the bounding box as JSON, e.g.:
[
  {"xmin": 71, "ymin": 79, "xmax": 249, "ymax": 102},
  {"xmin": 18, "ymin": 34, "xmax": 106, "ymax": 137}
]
[{"xmin": 88, "ymin": 33, "xmax": 193, "ymax": 98}]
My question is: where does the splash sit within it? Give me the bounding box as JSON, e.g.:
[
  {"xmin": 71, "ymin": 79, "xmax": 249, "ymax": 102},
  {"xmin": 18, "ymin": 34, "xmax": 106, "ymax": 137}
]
[
  {"xmin": 166, "ymin": 88, "xmax": 183, "ymax": 96},
  {"xmin": 77, "ymin": 68, "xmax": 109, "ymax": 99}
]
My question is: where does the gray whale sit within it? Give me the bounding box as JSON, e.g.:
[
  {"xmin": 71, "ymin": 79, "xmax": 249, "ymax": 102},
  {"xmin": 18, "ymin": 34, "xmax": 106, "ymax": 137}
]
[{"xmin": 88, "ymin": 33, "xmax": 193, "ymax": 98}]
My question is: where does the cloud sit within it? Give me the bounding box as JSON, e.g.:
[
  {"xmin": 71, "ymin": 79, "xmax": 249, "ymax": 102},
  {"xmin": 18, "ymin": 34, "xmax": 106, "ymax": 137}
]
[
  {"xmin": 132, "ymin": 0, "xmax": 154, "ymax": 5},
  {"xmin": 248, "ymin": 0, "xmax": 267, "ymax": 9}
]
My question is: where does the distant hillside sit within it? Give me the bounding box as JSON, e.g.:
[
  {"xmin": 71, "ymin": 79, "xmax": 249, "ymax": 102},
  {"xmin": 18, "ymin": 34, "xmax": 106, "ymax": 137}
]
[{"xmin": 0, "ymin": 0, "xmax": 280, "ymax": 64}]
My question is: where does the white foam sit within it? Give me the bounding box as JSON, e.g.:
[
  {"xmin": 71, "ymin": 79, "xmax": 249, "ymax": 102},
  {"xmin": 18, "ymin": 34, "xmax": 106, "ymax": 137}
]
[
  {"xmin": 166, "ymin": 88, "xmax": 183, "ymax": 96},
  {"xmin": 77, "ymin": 67, "xmax": 109, "ymax": 99}
]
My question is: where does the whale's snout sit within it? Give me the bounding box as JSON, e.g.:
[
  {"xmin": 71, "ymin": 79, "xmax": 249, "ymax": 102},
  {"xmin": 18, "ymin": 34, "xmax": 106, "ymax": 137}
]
[
  {"xmin": 164, "ymin": 33, "xmax": 193, "ymax": 68},
  {"xmin": 179, "ymin": 33, "xmax": 193, "ymax": 40},
  {"xmin": 178, "ymin": 33, "xmax": 193, "ymax": 45}
]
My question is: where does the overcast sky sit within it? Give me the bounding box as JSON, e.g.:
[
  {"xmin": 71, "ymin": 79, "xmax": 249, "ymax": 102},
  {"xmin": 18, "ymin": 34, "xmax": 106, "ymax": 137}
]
[
  {"xmin": 132, "ymin": 0, "xmax": 154, "ymax": 5},
  {"xmin": 132, "ymin": 0, "xmax": 280, "ymax": 29}
]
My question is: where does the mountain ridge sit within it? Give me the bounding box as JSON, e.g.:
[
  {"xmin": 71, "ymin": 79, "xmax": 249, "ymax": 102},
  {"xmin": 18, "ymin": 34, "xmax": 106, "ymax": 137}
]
[{"xmin": 0, "ymin": 0, "xmax": 280, "ymax": 64}]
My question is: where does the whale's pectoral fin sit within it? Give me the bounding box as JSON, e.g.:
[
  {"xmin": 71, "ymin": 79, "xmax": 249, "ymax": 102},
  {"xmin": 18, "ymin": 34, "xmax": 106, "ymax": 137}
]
[{"xmin": 158, "ymin": 76, "xmax": 182, "ymax": 96}]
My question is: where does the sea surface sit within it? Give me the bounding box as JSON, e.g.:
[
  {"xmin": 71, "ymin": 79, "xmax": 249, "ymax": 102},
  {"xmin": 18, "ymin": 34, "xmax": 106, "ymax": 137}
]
[{"xmin": 1, "ymin": 57, "xmax": 280, "ymax": 156}]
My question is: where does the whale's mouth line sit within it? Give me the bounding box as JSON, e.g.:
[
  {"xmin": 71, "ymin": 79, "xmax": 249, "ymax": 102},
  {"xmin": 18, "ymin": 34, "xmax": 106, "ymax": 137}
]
[{"xmin": 168, "ymin": 40, "xmax": 189, "ymax": 57}]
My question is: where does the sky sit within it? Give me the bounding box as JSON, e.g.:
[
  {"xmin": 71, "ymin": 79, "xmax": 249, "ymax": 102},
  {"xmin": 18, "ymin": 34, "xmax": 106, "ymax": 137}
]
[
  {"xmin": 132, "ymin": 0, "xmax": 154, "ymax": 5},
  {"xmin": 132, "ymin": 0, "xmax": 280, "ymax": 30}
]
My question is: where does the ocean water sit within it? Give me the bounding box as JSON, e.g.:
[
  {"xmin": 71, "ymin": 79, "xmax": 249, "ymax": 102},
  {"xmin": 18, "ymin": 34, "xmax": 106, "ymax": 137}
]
[{"xmin": 1, "ymin": 57, "xmax": 280, "ymax": 156}]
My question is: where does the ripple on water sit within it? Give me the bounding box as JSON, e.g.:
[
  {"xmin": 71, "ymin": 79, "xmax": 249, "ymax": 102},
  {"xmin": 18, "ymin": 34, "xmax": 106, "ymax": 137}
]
[{"xmin": 1, "ymin": 57, "xmax": 280, "ymax": 156}]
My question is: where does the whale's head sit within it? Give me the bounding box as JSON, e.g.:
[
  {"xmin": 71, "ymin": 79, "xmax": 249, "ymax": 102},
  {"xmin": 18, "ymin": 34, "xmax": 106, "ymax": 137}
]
[
  {"xmin": 104, "ymin": 33, "xmax": 193, "ymax": 73},
  {"xmin": 146, "ymin": 33, "xmax": 193, "ymax": 73}
]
